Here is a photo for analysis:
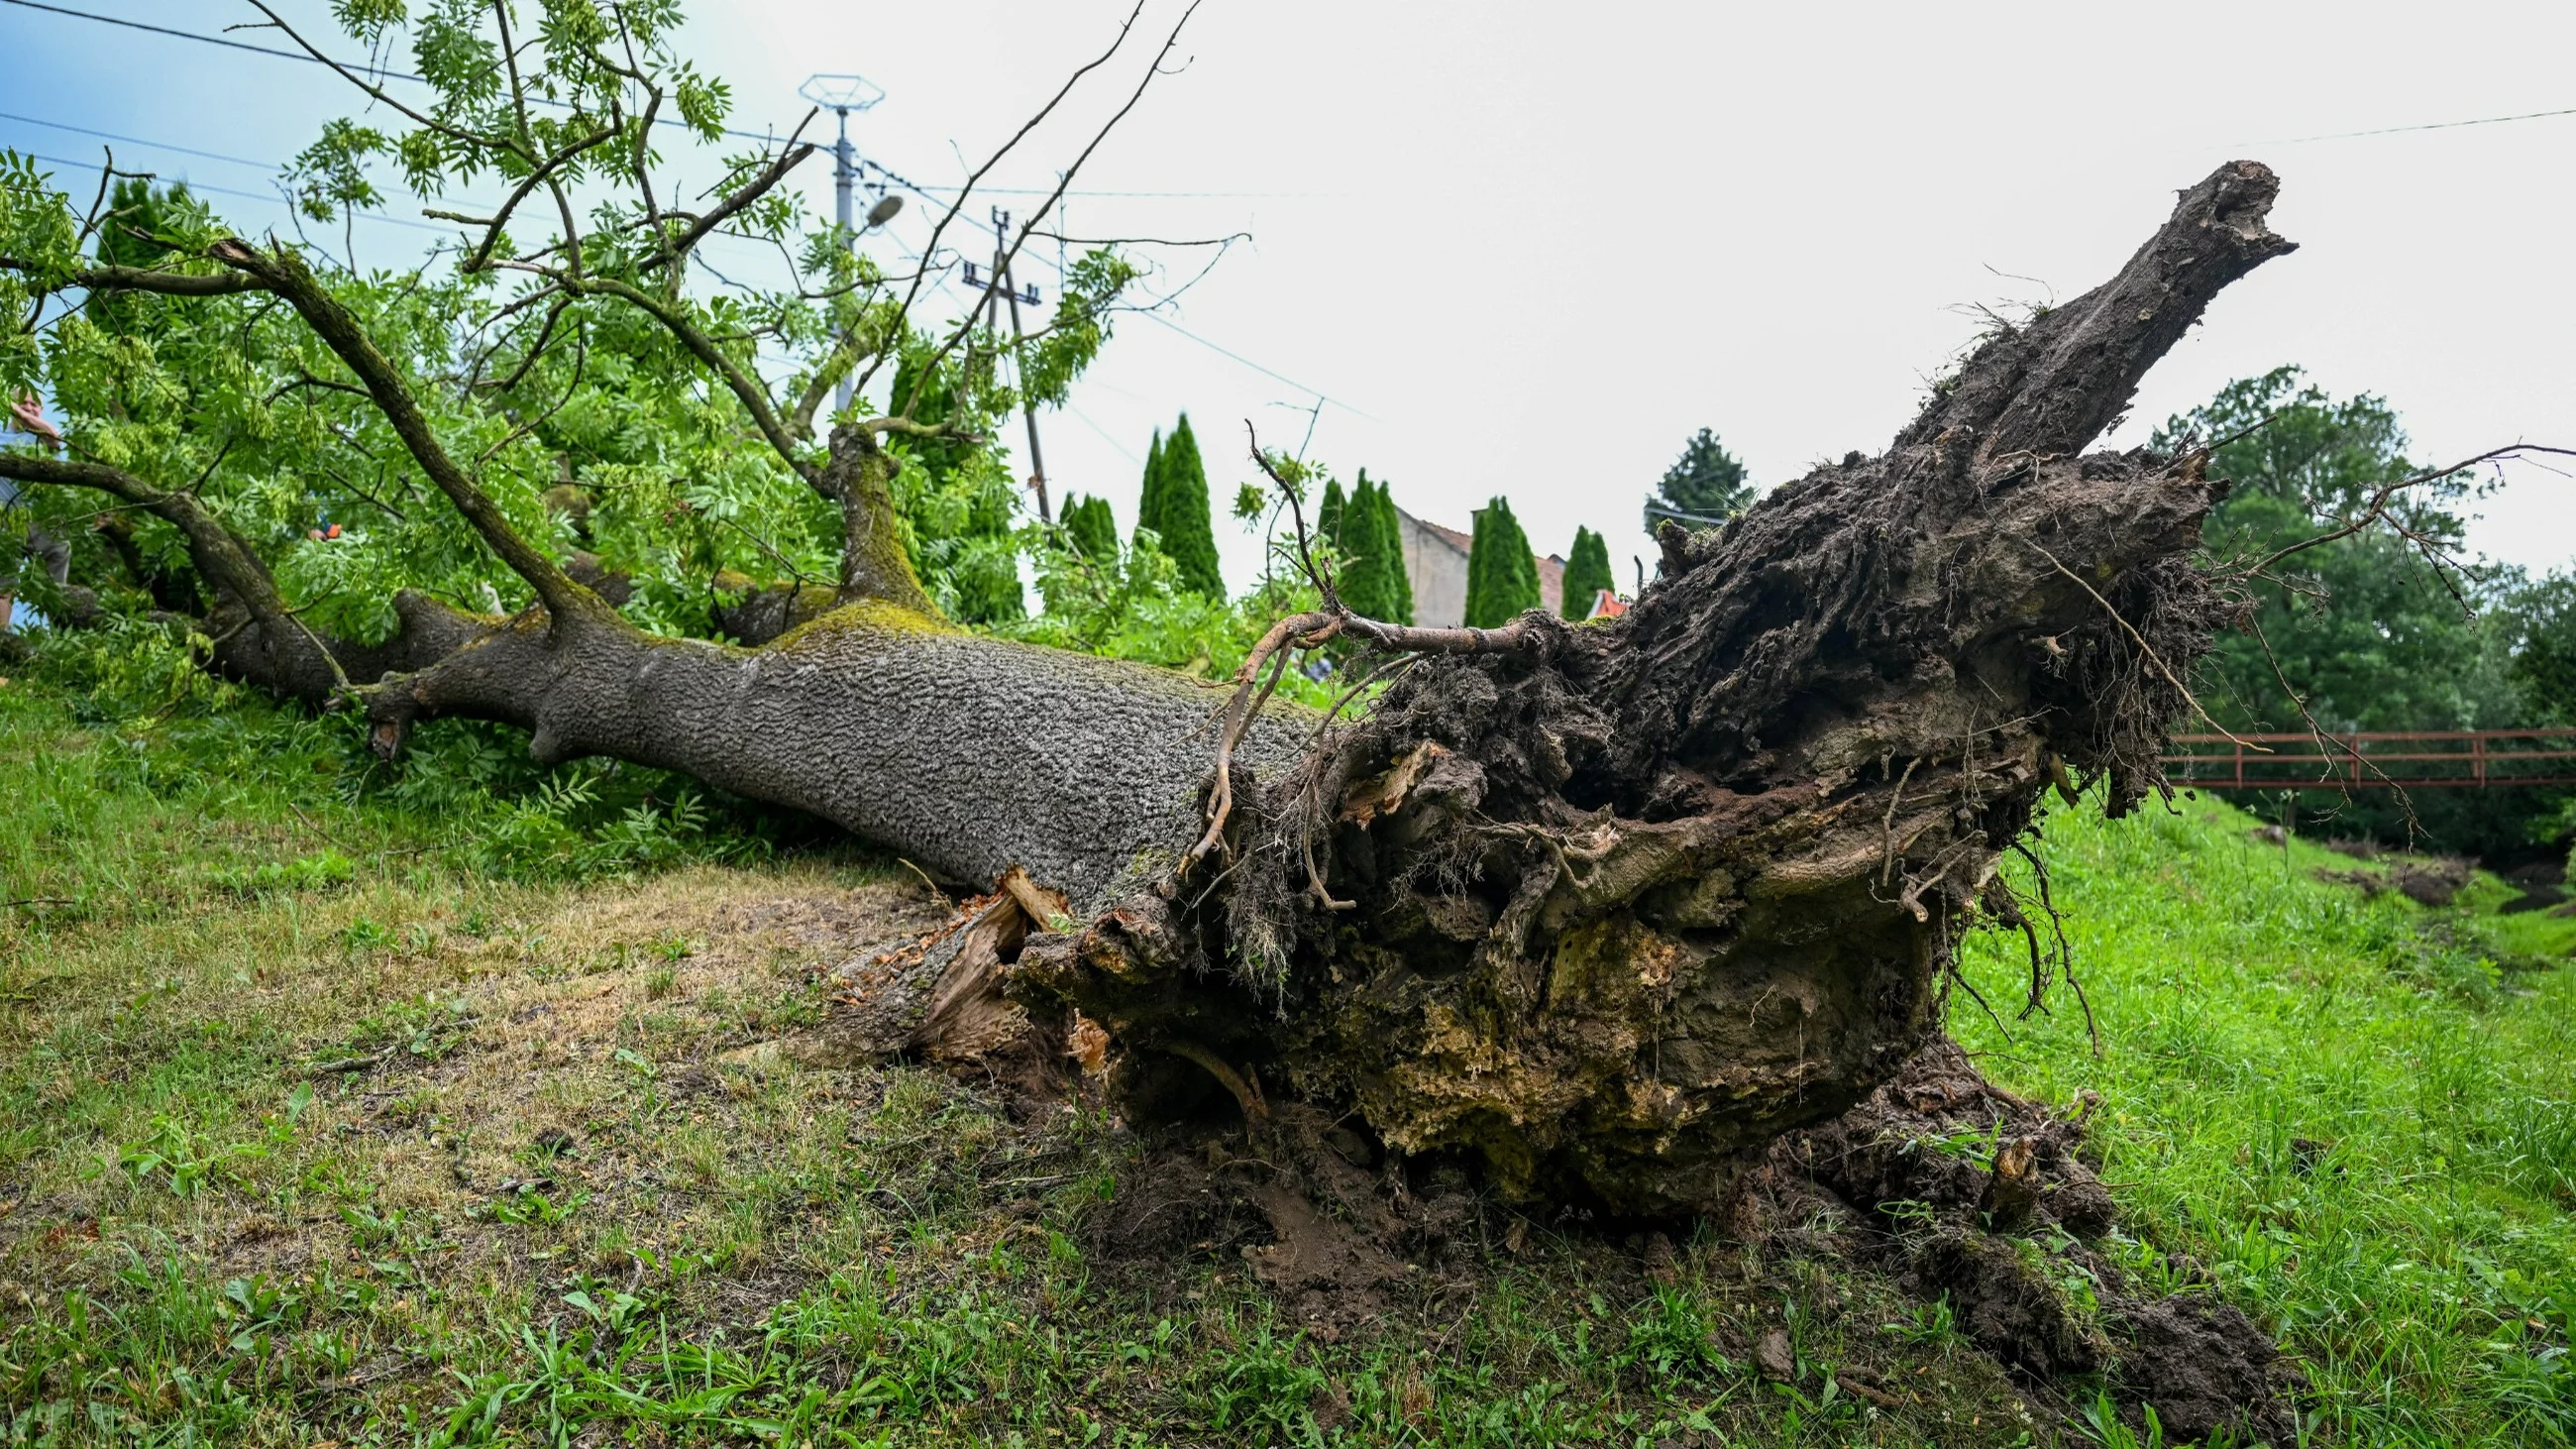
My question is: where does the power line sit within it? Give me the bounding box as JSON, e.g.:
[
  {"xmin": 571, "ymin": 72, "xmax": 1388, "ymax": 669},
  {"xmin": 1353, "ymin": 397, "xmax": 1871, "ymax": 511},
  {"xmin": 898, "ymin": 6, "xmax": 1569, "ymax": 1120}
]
[
  {"xmin": 18, "ymin": 150, "xmax": 453, "ymax": 234},
  {"xmin": 2, "ymin": 0, "xmax": 327, "ymax": 63},
  {"xmin": 0, "ymin": 0, "xmax": 791, "ymax": 146},
  {"xmin": 1131, "ymin": 307, "xmax": 1371, "ymax": 420},
  {"xmin": 855, "ymin": 160, "xmax": 1364, "ymax": 415},
  {"xmin": 2268, "ymin": 103, "xmax": 2576, "ymax": 145},
  {"xmin": 6, "ymin": 1, "xmax": 1288, "ymax": 199},
  {"xmin": 0, "ymin": 108, "xmax": 275, "ymax": 172}
]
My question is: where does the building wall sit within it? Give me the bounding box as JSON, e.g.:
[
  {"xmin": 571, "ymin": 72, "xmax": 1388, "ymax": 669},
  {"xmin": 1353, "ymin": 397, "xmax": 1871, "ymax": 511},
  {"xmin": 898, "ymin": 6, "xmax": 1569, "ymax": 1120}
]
[
  {"xmin": 1396, "ymin": 508, "xmax": 1470, "ymax": 628},
  {"xmin": 1395, "ymin": 506, "xmax": 1563, "ymax": 626}
]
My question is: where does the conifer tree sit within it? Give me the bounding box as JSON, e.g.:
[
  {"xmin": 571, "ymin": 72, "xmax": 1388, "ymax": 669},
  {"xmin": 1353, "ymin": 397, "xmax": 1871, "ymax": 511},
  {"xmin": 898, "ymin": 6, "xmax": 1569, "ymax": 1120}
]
[
  {"xmin": 1316, "ymin": 476, "xmax": 1347, "ymax": 554},
  {"xmin": 1463, "ymin": 496, "xmax": 1540, "ymax": 628},
  {"xmin": 1560, "ymin": 525, "xmax": 1614, "ymax": 619},
  {"xmin": 1373, "ymin": 481, "xmax": 1414, "ymax": 624},
  {"xmin": 1060, "ymin": 494, "xmax": 1118, "ymax": 562},
  {"xmin": 1143, "ymin": 412, "xmax": 1222, "ymax": 598},
  {"xmin": 1647, "ymin": 427, "xmax": 1754, "ymax": 532},
  {"xmin": 1339, "ymin": 477, "xmax": 1411, "ymax": 625},
  {"xmin": 1130, "ymin": 429, "xmax": 1164, "ymax": 550}
]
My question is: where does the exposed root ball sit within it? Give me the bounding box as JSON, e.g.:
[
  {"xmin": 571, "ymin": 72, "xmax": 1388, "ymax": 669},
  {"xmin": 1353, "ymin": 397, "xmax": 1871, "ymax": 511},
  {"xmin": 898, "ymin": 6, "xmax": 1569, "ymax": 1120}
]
[{"xmin": 1007, "ymin": 162, "xmax": 2290, "ymax": 1213}]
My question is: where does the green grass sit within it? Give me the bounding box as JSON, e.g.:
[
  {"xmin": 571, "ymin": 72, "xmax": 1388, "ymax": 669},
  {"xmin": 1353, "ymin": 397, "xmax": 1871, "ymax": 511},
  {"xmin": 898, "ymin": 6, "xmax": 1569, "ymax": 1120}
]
[
  {"xmin": 1960, "ymin": 796, "xmax": 2576, "ymax": 1446},
  {"xmin": 4, "ymin": 657, "xmax": 2576, "ymax": 1445}
]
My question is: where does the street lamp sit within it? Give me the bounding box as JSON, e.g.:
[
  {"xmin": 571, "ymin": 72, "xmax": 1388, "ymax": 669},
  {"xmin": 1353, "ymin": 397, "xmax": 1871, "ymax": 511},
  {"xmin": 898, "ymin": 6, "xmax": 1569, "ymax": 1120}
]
[{"xmin": 800, "ymin": 74, "xmax": 899, "ymax": 417}]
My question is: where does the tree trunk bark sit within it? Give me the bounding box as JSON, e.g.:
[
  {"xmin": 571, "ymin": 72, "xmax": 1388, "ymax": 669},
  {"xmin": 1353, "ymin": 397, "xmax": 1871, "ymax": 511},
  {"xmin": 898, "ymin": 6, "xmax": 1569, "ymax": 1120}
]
[{"xmin": 363, "ymin": 596, "xmax": 1309, "ymax": 908}]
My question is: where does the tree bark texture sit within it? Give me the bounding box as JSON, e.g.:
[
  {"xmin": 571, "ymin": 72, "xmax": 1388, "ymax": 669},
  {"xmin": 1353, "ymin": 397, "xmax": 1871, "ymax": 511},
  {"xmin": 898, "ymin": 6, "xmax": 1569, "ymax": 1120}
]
[{"xmin": 21, "ymin": 163, "xmax": 2293, "ymax": 1216}]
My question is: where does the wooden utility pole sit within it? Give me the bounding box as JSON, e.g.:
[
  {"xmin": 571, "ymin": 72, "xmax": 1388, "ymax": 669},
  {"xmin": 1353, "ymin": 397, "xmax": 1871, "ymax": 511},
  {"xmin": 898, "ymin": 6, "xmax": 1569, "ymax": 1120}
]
[{"xmin": 968, "ymin": 208, "xmax": 1051, "ymax": 523}]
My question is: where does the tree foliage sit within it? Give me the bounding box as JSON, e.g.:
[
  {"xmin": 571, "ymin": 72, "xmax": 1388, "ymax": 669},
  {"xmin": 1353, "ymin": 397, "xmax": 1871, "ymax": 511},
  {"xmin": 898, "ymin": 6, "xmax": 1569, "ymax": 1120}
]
[
  {"xmin": 1059, "ymin": 493, "xmax": 1118, "ymax": 563},
  {"xmin": 1463, "ymin": 496, "xmax": 1539, "ymax": 628},
  {"xmin": 2157, "ymin": 368, "xmax": 2558, "ymax": 852},
  {"xmin": 1648, "ymin": 426, "xmax": 1754, "ymax": 530},
  {"xmin": 1336, "ymin": 472, "xmax": 1411, "ymax": 626},
  {"xmin": 0, "ymin": 0, "xmax": 1164, "ymax": 764},
  {"xmin": 1561, "ymin": 525, "xmax": 1614, "ymax": 619},
  {"xmin": 1134, "ymin": 412, "xmax": 1221, "ymax": 598}
]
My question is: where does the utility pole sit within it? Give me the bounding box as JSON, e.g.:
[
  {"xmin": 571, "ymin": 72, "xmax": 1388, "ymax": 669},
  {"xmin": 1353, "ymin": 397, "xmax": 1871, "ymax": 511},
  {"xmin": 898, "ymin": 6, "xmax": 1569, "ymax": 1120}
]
[
  {"xmin": 965, "ymin": 207, "xmax": 1051, "ymax": 523},
  {"xmin": 798, "ymin": 73, "xmax": 899, "ymax": 421}
]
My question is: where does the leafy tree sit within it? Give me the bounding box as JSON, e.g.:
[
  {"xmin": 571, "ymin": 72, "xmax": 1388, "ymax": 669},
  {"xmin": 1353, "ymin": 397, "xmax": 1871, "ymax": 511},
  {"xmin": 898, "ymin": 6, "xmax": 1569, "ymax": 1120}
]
[
  {"xmin": 886, "ymin": 352, "xmax": 1020, "ymax": 622},
  {"xmin": 1647, "ymin": 427, "xmax": 1754, "ymax": 532},
  {"xmin": 87, "ymin": 177, "xmax": 191, "ymax": 334},
  {"xmin": 1463, "ymin": 497, "xmax": 1539, "ymax": 628},
  {"xmin": 1338, "ymin": 475, "xmax": 1411, "ymax": 625},
  {"xmin": 1561, "ymin": 525, "xmax": 1614, "ymax": 619},
  {"xmin": 1135, "ymin": 412, "xmax": 1221, "ymax": 598},
  {"xmin": 1059, "ymin": 494, "xmax": 1118, "ymax": 562},
  {"xmin": 0, "ymin": 0, "xmax": 1144, "ymax": 691},
  {"xmin": 2156, "ymin": 368, "xmax": 2551, "ymax": 852}
]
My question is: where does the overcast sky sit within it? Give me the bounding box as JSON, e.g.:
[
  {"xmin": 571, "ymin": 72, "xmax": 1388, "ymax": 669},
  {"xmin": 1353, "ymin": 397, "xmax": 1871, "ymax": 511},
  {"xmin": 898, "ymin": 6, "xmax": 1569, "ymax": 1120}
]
[{"xmin": 10, "ymin": 1, "xmax": 2576, "ymax": 594}]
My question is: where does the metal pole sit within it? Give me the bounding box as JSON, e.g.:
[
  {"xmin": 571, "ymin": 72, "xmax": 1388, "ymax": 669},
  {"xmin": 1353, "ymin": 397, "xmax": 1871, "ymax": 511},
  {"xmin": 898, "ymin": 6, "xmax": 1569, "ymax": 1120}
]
[{"xmin": 831, "ymin": 107, "xmax": 855, "ymax": 419}]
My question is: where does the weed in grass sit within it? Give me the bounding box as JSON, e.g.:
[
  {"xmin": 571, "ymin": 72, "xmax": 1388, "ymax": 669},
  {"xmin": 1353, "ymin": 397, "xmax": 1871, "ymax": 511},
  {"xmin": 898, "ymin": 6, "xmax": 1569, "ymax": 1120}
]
[{"xmin": 115, "ymin": 1116, "xmax": 264, "ymax": 1198}]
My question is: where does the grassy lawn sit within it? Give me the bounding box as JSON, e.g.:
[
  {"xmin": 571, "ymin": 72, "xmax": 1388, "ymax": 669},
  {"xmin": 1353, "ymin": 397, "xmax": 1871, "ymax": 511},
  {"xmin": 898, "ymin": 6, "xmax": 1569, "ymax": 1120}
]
[
  {"xmin": 1956, "ymin": 799, "xmax": 2576, "ymax": 1446},
  {"xmin": 2, "ymin": 663, "xmax": 2573, "ymax": 1446}
]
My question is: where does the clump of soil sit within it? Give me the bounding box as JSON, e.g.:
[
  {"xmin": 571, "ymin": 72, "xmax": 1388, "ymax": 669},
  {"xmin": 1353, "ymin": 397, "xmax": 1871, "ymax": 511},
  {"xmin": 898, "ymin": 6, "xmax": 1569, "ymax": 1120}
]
[
  {"xmin": 1748, "ymin": 1041, "xmax": 2301, "ymax": 1442},
  {"xmin": 2499, "ymin": 860, "xmax": 2567, "ymax": 916},
  {"xmin": 2314, "ymin": 855, "xmax": 2472, "ymax": 908}
]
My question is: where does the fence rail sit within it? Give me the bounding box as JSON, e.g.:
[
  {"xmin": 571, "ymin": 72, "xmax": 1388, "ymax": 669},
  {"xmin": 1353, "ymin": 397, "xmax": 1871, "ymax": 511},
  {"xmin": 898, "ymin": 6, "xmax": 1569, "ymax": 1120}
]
[{"xmin": 2160, "ymin": 730, "xmax": 2576, "ymax": 790}]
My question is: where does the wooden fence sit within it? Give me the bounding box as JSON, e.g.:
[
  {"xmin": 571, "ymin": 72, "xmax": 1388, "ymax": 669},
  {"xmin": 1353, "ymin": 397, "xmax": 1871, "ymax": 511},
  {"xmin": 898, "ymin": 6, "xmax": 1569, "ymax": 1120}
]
[{"xmin": 2160, "ymin": 730, "xmax": 2576, "ymax": 790}]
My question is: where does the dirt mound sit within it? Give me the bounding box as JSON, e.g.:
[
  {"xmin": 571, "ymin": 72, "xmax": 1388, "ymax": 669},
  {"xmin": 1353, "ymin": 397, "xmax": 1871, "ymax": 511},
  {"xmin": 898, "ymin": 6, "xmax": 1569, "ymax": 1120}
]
[
  {"xmin": 2314, "ymin": 855, "xmax": 2472, "ymax": 909},
  {"xmin": 1754, "ymin": 1041, "xmax": 2301, "ymax": 1442},
  {"xmin": 2124, "ymin": 1293, "xmax": 2291, "ymax": 1443}
]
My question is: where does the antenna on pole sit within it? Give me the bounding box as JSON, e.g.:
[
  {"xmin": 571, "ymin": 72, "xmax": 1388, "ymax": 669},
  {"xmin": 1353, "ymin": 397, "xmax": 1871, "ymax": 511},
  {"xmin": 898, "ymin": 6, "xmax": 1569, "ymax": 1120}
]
[{"xmin": 799, "ymin": 73, "xmax": 896, "ymax": 420}]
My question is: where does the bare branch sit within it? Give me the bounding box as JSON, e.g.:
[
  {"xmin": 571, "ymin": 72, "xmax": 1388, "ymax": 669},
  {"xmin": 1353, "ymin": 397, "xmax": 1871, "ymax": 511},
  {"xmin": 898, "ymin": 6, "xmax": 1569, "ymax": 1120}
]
[
  {"xmin": 2251, "ymin": 444, "xmax": 2576, "ymax": 576},
  {"xmin": 637, "ymin": 126, "xmax": 820, "ymax": 277},
  {"xmin": 903, "ymin": 3, "xmax": 1204, "ymax": 421},
  {"xmin": 851, "ymin": 0, "xmax": 1153, "ymax": 406}
]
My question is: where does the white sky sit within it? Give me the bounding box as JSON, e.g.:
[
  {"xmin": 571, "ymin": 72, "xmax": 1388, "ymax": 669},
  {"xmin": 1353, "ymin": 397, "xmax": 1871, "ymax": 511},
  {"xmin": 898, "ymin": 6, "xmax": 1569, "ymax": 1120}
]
[{"xmin": 12, "ymin": 1, "xmax": 2576, "ymax": 593}]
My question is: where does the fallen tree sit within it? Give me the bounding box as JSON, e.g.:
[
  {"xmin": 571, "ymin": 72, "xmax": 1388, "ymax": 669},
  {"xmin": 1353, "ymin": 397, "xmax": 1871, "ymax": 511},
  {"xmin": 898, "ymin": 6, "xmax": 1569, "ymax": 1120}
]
[
  {"xmin": 0, "ymin": 6, "xmax": 2302, "ymax": 1221},
  {"xmin": 9, "ymin": 159, "xmax": 2286, "ymax": 1218}
]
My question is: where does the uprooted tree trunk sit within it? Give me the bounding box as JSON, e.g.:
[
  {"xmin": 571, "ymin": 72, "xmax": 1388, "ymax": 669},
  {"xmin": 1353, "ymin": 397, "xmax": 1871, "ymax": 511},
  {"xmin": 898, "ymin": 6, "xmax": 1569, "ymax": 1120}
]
[{"xmin": 20, "ymin": 163, "xmax": 2289, "ymax": 1220}]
